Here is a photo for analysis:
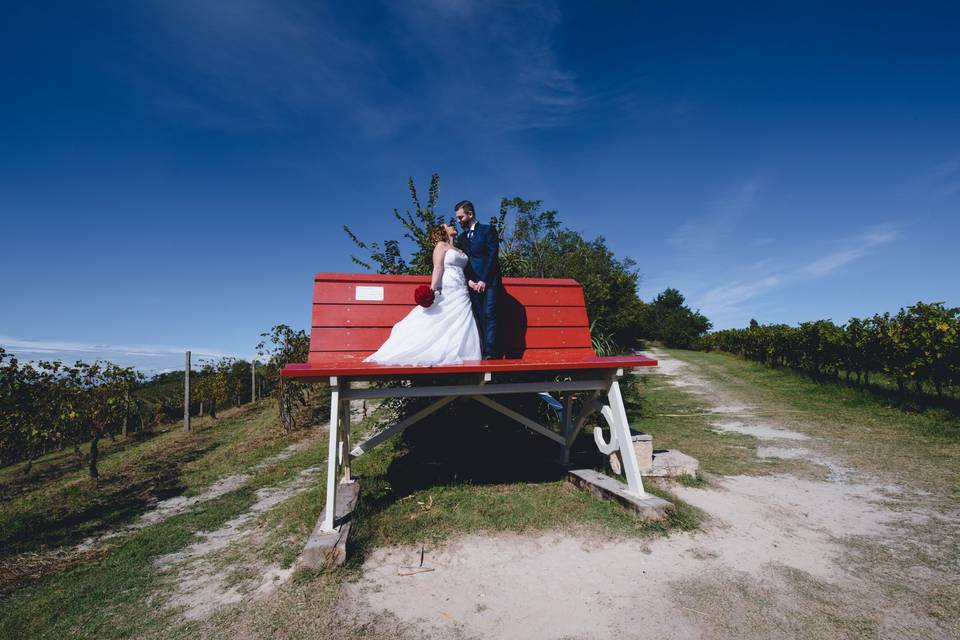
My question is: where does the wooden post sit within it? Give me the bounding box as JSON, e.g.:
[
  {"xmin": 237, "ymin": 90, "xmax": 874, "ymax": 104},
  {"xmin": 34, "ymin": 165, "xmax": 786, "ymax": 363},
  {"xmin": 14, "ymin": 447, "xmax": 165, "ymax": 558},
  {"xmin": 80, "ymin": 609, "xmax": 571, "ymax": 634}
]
[
  {"xmin": 184, "ymin": 351, "xmax": 191, "ymax": 432},
  {"xmin": 251, "ymin": 360, "xmax": 256, "ymax": 403}
]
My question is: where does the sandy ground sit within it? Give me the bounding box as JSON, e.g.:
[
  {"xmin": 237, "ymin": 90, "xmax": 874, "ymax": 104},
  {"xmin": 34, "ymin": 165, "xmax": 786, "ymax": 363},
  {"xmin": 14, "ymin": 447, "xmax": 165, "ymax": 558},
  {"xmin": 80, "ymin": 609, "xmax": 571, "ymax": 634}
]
[{"xmin": 341, "ymin": 349, "xmax": 953, "ymax": 639}]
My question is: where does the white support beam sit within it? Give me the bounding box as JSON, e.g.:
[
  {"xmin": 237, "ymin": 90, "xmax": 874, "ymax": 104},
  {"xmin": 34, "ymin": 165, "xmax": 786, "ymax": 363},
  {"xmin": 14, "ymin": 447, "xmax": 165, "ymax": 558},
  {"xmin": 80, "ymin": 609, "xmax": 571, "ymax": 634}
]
[
  {"xmin": 349, "ymin": 396, "xmax": 456, "ymax": 458},
  {"xmin": 471, "ymin": 395, "xmax": 566, "ymax": 445},
  {"xmin": 322, "ymin": 381, "xmax": 341, "ymax": 532},
  {"xmin": 341, "ymin": 379, "xmax": 608, "ymax": 400},
  {"xmin": 607, "ymin": 379, "xmax": 647, "ymax": 498}
]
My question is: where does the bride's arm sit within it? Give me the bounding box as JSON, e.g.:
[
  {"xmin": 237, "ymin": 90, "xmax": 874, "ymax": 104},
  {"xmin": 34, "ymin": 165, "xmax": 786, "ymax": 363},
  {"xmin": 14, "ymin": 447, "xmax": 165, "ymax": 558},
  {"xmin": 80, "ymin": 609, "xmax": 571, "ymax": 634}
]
[{"xmin": 430, "ymin": 244, "xmax": 445, "ymax": 291}]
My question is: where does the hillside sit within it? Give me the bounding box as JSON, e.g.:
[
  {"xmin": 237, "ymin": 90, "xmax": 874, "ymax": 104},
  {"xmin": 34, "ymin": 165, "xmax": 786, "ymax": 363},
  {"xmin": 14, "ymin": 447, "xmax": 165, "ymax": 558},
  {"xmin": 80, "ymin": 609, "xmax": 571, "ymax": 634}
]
[{"xmin": 2, "ymin": 350, "xmax": 958, "ymax": 639}]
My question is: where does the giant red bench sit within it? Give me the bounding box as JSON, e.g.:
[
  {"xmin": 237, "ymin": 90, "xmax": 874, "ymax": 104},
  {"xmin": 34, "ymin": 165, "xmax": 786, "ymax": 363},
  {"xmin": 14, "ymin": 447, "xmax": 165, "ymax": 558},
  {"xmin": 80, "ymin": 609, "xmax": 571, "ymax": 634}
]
[{"xmin": 282, "ymin": 273, "xmax": 658, "ymax": 532}]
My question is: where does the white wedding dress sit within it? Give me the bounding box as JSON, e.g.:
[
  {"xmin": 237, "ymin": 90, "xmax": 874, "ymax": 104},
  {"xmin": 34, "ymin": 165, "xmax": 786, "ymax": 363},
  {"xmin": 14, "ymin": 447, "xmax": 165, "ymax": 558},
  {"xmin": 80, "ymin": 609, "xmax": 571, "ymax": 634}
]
[{"xmin": 364, "ymin": 249, "xmax": 482, "ymax": 365}]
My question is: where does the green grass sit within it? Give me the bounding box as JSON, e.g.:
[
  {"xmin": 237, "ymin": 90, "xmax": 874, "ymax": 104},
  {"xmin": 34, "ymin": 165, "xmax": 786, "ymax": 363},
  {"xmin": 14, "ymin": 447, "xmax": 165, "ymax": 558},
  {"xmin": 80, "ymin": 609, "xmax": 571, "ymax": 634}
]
[
  {"xmin": 653, "ymin": 348, "xmax": 960, "ymax": 503},
  {"xmin": 0, "ymin": 487, "xmax": 258, "ymax": 639},
  {"xmin": 623, "ymin": 367, "xmax": 827, "ymax": 479},
  {"xmin": 0, "ymin": 400, "xmax": 297, "ymax": 560},
  {"xmin": 5, "ymin": 348, "xmax": 960, "ymax": 638}
]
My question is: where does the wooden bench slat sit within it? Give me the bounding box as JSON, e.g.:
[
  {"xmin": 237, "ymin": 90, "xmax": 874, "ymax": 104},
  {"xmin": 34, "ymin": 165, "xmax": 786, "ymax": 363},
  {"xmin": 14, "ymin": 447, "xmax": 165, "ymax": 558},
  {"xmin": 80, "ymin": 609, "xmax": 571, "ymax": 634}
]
[
  {"xmin": 283, "ymin": 273, "xmax": 659, "ymax": 380},
  {"xmin": 312, "ymin": 272, "xmax": 583, "ymax": 286},
  {"xmin": 312, "ymin": 304, "xmax": 589, "ymax": 328},
  {"xmin": 313, "ymin": 281, "xmax": 586, "ymax": 307},
  {"xmin": 306, "ymin": 347, "xmax": 598, "ymax": 363},
  {"xmin": 286, "ymin": 353, "xmax": 656, "ymax": 378},
  {"xmin": 309, "ymin": 326, "xmax": 594, "ymax": 352}
]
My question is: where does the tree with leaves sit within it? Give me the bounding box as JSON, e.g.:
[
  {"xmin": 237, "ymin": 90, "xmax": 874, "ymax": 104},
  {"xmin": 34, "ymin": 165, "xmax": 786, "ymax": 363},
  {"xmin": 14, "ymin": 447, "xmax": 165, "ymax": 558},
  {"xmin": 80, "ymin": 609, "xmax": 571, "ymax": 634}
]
[
  {"xmin": 345, "ymin": 176, "xmax": 657, "ymax": 353},
  {"xmin": 644, "ymin": 288, "xmax": 712, "ymax": 349},
  {"xmin": 257, "ymin": 324, "xmax": 328, "ymax": 432},
  {"xmin": 345, "ymin": 174, "xmax": 445, "ymax": 275}
]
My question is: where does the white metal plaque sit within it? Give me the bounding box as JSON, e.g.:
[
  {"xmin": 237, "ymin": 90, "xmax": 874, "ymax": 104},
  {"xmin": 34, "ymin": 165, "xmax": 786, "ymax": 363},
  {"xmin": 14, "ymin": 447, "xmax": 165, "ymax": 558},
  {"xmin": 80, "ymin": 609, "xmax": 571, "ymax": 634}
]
[{"xmin": 355, "ymin": 286, "xmax": 384, "ymax": 301}]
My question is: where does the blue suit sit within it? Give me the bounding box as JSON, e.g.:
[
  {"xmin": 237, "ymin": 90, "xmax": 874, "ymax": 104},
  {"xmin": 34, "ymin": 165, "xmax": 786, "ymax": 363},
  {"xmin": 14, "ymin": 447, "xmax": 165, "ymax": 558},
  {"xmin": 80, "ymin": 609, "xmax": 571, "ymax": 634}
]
[{"xmin": 459, "ymin": 222, "xmax": 501, "ymax": 359}]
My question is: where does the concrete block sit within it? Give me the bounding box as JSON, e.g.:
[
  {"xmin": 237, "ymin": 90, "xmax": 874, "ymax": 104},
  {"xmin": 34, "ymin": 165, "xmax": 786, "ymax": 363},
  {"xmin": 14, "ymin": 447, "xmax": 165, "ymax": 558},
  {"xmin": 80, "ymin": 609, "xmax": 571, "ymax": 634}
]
[
  {"xmin": 646, "ymin": 450, "xmax": 699, "ymax": 478},
  {"xmin": 608, "ymin": 431, "xmax": 653, "ymax": 475},
  {"xmin": 567, "ymin": 468, "xmax": 673, "ymax": 522},
  {"xmin": 297, "ymin": 480, "xmax": 360, "ymax": 569}
]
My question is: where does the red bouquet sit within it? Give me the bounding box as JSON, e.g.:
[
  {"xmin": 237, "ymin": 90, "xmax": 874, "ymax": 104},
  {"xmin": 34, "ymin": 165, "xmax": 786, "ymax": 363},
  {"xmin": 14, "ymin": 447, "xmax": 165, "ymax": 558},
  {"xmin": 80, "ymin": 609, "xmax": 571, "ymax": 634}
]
[{"xmin": 414, "ymin": 285, "xmax": 435, "ymax": 308}]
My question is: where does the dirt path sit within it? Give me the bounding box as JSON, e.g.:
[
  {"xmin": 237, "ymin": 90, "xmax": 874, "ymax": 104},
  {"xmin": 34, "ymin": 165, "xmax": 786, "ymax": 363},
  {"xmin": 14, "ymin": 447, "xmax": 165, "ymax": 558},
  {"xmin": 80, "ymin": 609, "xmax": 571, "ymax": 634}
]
[
  {"xmin": 345, "ymin": 349, "xmax": 955, "ymax": 639},
  {"xmin": 154, "ymin": 400, "xmax": 377, "ymax": 620}
]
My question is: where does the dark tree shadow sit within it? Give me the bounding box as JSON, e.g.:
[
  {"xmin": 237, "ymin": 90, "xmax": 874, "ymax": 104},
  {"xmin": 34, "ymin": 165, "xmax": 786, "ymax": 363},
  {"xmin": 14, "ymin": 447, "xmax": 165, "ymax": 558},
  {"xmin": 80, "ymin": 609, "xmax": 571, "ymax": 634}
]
[
  {"xmin": 353, "ymin": 397, "xmax": 606, "ymax": 524},
  {"xmin": 0, "ymin": 441, "xmax": 221, "ymax": 557}
]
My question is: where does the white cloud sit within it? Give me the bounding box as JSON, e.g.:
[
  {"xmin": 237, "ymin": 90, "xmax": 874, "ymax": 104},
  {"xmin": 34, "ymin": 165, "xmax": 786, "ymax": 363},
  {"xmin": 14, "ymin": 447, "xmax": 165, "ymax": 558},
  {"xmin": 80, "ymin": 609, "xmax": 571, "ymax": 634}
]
[
  {"xmin": 679, "ymin": 223, "xmax": 902, "ymax": 322},
  {"xmin": 0, "ymin": 336, "xmax": 233, "ymax": 358},
  {"xmin": 668, "ymin": 177, "xmax": 763, "ymax": 251},
  {"xmin": 926, "ymin": 155, "xmax": 960, "ymax": 180},
  {"xmin": 699, "ymin": 276, "xmax": 782, "ymax": 314},
  {"xmin": 800, "ymin": 225, "xmax": 899, "ymax": 277},
  {"xmin": 139, "ymin": 0, "xmax": 585, "ymax": 135},
  {"xmin": 921, "ymin": 155, "xmax": 960, "ymax": 198},
  {"xmin": 0, "ymin": 336, "xmax": 254, "ymax": 373}
]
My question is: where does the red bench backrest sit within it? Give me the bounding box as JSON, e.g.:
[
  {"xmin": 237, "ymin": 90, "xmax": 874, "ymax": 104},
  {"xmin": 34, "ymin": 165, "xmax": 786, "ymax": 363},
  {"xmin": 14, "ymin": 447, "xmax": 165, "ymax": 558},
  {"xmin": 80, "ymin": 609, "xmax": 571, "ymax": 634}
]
[{"xmin": 308, "ymin": 273, "xmax": 595, "ymax": 363}]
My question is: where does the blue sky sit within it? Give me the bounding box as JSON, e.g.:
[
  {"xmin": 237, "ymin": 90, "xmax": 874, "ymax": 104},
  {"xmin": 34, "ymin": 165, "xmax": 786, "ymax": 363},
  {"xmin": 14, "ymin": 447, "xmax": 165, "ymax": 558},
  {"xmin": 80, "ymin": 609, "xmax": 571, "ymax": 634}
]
[{"xmin": 1, "ymin": 1, "xmax": 958, "ymax": 372}]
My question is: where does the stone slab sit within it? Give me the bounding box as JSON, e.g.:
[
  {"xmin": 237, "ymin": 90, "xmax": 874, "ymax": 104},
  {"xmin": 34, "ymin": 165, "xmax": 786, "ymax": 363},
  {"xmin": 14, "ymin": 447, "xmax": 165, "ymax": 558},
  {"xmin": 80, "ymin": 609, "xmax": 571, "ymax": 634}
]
[
  {"xmin": 297, "ymin": 480, "xmax": 360, "ymax": 569},
  {"xmin": 608, "ymin": 431, "xmax": 654, "ymax": 475},
  {"xmin": 567, "ymin": 468, "xmax": 673, "ymax": 522},
  {"xmin": 644, "ymin": 449, "xmax": 699, "ymax": 478}
]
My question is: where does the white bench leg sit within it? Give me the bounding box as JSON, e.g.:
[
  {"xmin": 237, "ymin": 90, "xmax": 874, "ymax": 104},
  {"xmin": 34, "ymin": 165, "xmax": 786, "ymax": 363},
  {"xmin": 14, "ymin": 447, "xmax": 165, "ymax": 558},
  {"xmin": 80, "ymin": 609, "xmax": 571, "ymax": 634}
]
[
  {"xmin": 323, "ymin": 380, "xmax": 341, "ymax": 532},
  {"xmin": 606, "ymin": 379, "xmax": 647, "ymax": 498}
]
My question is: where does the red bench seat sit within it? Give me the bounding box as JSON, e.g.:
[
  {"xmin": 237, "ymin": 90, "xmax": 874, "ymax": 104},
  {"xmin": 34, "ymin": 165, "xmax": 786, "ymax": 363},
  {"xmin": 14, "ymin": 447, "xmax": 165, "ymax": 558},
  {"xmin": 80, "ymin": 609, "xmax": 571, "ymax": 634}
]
[{"xmin": 281, "ymin": 273, "xmax": 656, "ymax": 379}]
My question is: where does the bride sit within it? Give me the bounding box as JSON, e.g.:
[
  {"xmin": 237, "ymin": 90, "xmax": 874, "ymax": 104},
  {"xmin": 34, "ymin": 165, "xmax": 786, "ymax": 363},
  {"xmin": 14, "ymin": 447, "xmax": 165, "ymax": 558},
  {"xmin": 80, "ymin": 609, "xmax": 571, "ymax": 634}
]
[{"xmin": 364, "ymin": 223, "xmax": 482, "ymax": 365}]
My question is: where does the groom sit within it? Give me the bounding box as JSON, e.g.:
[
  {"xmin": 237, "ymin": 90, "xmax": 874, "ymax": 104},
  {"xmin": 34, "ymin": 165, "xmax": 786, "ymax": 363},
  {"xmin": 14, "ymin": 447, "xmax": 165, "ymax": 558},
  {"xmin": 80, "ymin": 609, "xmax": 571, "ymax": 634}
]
[{"xmin": 454, "ymin": 200, "xmax": 501, "ymax": 360}]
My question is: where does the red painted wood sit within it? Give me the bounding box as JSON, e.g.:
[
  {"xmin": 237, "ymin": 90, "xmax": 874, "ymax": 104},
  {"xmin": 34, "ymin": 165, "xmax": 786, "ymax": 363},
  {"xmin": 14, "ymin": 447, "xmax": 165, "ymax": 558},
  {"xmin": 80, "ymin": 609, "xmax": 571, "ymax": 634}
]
[
  {"xmin": 283, "ymin": 354, "xmax": 657, "ymax": 378},
  {"xmin": 281, "ymin": 272, "xmax": 656, "ymax": 380},
  {"xmin": 502, "ymin": 285, "xmax": 585, "ymax": 307},
  {"xmin": 309, "ymin": 327, "xmax": 391, "ymax": 351},
  {"xmin": 307, "ymin": 351, "xmax": 372, "ymax": 362},
  {"xmin": 305, "ymin": 347, "xmax": 600, "ymax": 364},
  {"xmin": 312, "ymin": 302, "xmax": 589, "ymax": 328},
  {"xmin": 309, "ymin": 326, "xmax": 593, "ymax": 352},
  {"xmin": 498, "ymin": 347, "xmax": 597, "ymax": 361},
  {"xmin": 312, "ymin": 281, "xmax": 422, "ymax": 306},
  {"xmin": 312, "ymin": 304, "xmax": 412, "ymax": 327},
  {"xmin": 499, "ymin": 304, "xmax": 588, "ymax": 327},
  {"xmin": 313, "ymin": 280, "xmax": 586, "ymax": 307},
  {"xmin": 313, "ymin": 272, "xmax": 582, "ymax": 286},
  {"xmin": 503, "ymin": 327, "xmax": 592, "ymax": 349}
]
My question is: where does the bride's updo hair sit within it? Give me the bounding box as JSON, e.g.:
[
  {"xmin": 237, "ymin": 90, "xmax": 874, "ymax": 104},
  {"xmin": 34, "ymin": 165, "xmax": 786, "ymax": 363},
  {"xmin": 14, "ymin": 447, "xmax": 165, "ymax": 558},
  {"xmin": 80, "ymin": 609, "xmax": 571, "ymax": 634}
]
[{"xmin": 428, "ymin": 224, "xmax": 448, "ymax": 245}]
